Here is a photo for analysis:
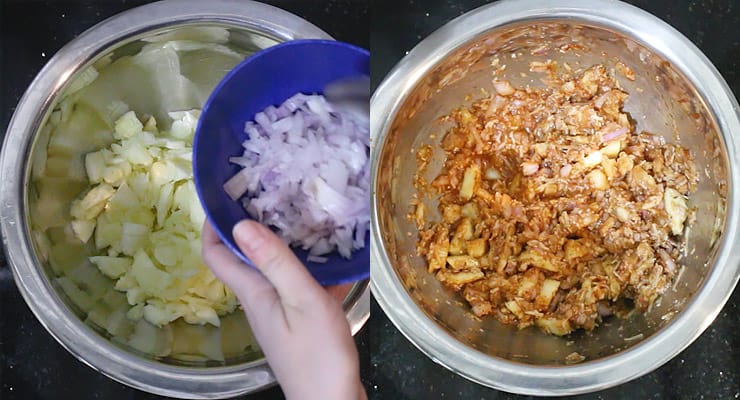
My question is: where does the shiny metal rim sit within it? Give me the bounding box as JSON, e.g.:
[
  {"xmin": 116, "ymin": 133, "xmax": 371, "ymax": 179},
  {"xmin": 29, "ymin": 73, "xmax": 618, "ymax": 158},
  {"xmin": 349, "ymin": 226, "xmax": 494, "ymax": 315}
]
[
  {"xmin": 370, "ymin": 0, "xmax": 740, "ymax": 395},
  {"xmin": 0, "ymin": 0, "xmax": 369, "ymax": 398}
]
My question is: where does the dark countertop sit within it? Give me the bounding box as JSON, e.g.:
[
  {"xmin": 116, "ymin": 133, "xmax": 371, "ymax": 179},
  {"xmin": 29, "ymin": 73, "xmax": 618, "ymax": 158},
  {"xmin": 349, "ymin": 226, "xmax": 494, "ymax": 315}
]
[
  {"xmin": 0, "ymin": 1, "xmax": 368, "ymax": 399},
  {"xmin": 369, "ymin": 0, "xmax": 739, "ymax": 399}
]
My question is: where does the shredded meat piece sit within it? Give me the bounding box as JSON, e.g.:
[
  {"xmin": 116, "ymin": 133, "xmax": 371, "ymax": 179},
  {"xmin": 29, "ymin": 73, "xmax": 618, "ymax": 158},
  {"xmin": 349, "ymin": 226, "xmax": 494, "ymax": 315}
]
[{"xmin": 415, "ymin": 64, "xmax": 698, "ymax": 336}]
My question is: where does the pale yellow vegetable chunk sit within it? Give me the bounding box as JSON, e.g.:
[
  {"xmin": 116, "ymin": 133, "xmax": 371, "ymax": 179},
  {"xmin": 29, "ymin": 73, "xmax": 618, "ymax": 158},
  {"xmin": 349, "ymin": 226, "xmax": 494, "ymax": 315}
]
[
  {"xmin": 114, "ymin": 111, "xmax": 143, "ymax": 139},
  {"xmin": 414, "ymin": 202, "xmax": 425, "ymax": 228},
  {"xmin": 70, "ymin": 110, "xmax": 237, "ymax": 327},
  {"xmin": 536, "ymin": 279, "xmax": 560, "ymax": 309},
  {"xmin": 70, "ymin": 184, "xmax": 116, "ymax": 220},
  {"xmin": 505, "ymin": 300, "xmax": 524, "ymax": 319},
  {"xmin": 465, "ymin": 238, "xmax": 487, "ymax": 258},
  {"xmin": 664, "ymin": 187, "xmax": 688, "ymax": 235},
  {"xmin": 130, "ymin": 249, "xmax": 172, "ymax": 294},
  {"xmin": 442, "ymin": 204, "xmax": 462, "ymax": 223},
  {"xmin": 89, "ymin": 256, "xmax": 132, "ymax": 279},
  {"xmin": 519, "ymin": 248, "xmax": 559, "ymax": 272},
  {"xmin": 587, "ymin": 169, "xmax": 608, "ymax": 190},
  {"xmin": 71, "ymin": 220, "xmax": 96, "ymax": 243},
  {"xmin": 516, "ymin": 274, "xmax": 538, "ymax": 298},
  {"xmin": 427, "ymin": 227, "xmax": 449, "ymax": 273},
  {"xmin": 564, "ymin": 240, "xmax": 589, "ymax": 261},
  {"xmin": 441, "ymin": 269, "xmax": 484, "ymax": 286},
  {"xmin": 461, "ymin": 202, "xmax": 478, "ymax": 219},
  {"xmin": 446, "ymin": 255, "xmax": 480, "ymax": 271},
  {"xmin": 459, "ymin": 164, "xmax": 480, "ymax": 200},
  {"xmin": 582, "ymin": 150, "xmax": 603, "ymax": 168},
  {"xmin": 601, "ymin": 140, "xmax": 621, "ymax": 158},
  {"xmin": 536, "ymin": 317, "xmax": 573, "ymax": 336}
]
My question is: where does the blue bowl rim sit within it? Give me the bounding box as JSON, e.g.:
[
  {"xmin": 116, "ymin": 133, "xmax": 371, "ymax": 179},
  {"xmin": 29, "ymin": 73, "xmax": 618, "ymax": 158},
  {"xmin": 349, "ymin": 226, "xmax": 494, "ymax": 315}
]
[{"xmin": 193, "ymin": 39, "xmax": 370, "ymax": 285}]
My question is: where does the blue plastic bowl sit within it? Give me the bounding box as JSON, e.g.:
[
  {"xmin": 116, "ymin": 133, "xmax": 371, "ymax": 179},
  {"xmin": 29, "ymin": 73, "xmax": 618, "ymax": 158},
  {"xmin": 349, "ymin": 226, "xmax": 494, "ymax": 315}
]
[{"xmin": 193, "ymin": 39, "xmax": 370, "ymax": 286}]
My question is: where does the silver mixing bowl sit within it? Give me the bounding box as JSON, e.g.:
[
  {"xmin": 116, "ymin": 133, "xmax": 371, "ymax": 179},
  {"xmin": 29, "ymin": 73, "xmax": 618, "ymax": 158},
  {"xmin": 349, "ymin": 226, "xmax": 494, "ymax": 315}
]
[
  {"xmin": 370, "ymin": 0, "xmax": 739, "ymax": 395},
  {"xmin": 0, "ymin": 1, "xmax": 369, "ymax": 398}
]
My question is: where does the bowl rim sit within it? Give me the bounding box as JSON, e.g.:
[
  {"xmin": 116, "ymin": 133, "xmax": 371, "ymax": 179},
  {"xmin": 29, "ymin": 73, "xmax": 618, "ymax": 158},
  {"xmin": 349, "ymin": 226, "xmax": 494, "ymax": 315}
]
[
  {"xmin": 0, "ymin": 0, "xmax": 369, "ymax": 398},
  {"xmin": 369, "ymin": 0, "xmax": 740, "ymax": 395}
]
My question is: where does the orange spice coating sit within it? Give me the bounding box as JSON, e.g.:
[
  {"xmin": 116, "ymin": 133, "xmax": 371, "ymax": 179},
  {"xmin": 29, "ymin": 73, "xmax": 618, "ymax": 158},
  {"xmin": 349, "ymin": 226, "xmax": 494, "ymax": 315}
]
[{"xmin": 414, "ymin": 64, "xmax": 698, "ymax": 335}]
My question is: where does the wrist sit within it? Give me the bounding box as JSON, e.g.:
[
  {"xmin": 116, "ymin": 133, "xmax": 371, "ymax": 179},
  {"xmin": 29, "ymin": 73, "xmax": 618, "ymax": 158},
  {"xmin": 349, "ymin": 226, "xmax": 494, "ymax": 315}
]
[{"xmin": 282, "ymin": 375, "xmax": 364, "ymax": 400}]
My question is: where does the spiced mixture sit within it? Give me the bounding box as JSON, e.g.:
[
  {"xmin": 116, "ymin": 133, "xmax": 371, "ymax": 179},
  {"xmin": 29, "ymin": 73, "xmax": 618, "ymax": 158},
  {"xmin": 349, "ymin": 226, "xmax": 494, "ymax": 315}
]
[{"xmin": 414, "ymin": 63, "xmax": 698, "ymax": 336}]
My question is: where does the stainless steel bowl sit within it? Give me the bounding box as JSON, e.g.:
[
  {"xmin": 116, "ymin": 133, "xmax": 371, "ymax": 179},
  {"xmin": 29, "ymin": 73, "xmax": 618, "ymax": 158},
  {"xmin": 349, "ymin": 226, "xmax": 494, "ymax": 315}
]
[
  {"xmin": 370, "ymin": 0, "xmax": 739, "ymax": 395},
  {"xmin": 0, "ymin": 1, "xmax": 369, "ymax": 398}
]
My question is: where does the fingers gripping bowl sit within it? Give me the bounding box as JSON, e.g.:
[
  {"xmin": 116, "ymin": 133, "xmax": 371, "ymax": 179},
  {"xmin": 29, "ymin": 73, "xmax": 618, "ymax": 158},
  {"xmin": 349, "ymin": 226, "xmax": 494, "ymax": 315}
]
[
  {"xmin": 0, "ymin": 1, "xmax": 369, "ymax": 398},
  {"xmin": 370, "ymin": 0, "xmax": 740, "ymax": 395}
]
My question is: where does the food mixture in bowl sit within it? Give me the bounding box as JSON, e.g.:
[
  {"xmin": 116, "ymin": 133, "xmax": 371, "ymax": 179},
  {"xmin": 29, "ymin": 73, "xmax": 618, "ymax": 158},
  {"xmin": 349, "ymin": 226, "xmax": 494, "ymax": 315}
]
[
  {"xmin": 68, "ymin": 109, "xmax": 238, "ymax": 329},
  {"xmin": 31, "ymin": 28, "xmax": 259, "ymax": 361},
  {"xmin": 414, "ymin": 62, "xmax": 698, "ymax": 336}
]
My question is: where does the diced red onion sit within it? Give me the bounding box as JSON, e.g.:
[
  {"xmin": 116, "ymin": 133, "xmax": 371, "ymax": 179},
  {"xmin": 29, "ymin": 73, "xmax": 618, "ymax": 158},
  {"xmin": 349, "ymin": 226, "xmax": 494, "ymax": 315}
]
[
  {"xmin": 597, "ymin": 302, "xmax": 613, "ymax": 317},
  {"xmin": 223, "ymin": 93, "xmax": 369, "ymax": 262},
  {"xmin": 601, "ymin": 126, "xmax": 629, "ymax": 142},
  {"xmin": 658, "ymin": 249, "xmax": 677, "ymax": 274},
  {"xmin": 594, "ymin": 92, "xmax": 608, "ymax": 109},
  {"xmin": 223, "ymin": 168, "xmax": 252, "ymax": 201},
  {"xmin": 254, "ymin": 112, "xmax": 273, "ymax": 135},
  {"xmin": 263, "ymin": 105, "xmax": 279, "ymax": 121}
]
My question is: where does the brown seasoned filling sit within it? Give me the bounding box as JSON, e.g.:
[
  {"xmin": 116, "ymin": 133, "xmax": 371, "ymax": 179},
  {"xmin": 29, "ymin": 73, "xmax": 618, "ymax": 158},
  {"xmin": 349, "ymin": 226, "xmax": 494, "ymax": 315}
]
[{"xmin": 413, "ymin": 63, "xmax": 697, "ymax": 336}]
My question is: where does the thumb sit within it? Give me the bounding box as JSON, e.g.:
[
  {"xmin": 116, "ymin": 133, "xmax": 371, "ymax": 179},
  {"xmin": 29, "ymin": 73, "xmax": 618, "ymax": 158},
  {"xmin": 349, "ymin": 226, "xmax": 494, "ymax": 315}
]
[{"xmin": 232, "ymin": 220, "xmax": 324, "ymax": 305}]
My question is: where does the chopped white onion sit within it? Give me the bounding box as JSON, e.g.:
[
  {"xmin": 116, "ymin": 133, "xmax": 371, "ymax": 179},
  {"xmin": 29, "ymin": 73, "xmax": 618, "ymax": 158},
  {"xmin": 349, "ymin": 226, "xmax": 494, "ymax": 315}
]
[
  {"xmin": 559, "ymin": 163, "xmax": 573, "ymax": 177},
  {"xmin": 224, "ymin": 93, "xmax": 369, "ymax": 262},
  {"xmin": 493, "ymin": 80, "xmax": 515, "ymax": 96},
  {"xmin": 485, "ymin": 168, "xmax": 502, "ymax": 180},
  {"xmin": 521, "ymin": 162, "xmax": 539, "ymax": 176}
]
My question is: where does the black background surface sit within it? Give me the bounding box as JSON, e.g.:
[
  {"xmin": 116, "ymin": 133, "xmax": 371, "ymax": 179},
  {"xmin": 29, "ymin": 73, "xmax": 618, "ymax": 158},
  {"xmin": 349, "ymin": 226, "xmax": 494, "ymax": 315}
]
[
  {"xmin": 369, "ymin": 0, "xmax": 738, "ymax": 399},
  {"xmin": 0, "ymin": 1, "xmax": 368, "ymax": 399},
  {"xmin": 2, "ymin": 0, "xmax": 739, "ymax": 399}
]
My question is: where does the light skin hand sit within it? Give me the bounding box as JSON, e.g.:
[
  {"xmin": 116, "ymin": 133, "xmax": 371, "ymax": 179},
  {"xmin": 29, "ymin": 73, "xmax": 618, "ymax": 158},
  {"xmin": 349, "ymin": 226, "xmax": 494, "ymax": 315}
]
[{"xmin": 202, "ymin": 220, "xmax": 366, "ymax": 400}]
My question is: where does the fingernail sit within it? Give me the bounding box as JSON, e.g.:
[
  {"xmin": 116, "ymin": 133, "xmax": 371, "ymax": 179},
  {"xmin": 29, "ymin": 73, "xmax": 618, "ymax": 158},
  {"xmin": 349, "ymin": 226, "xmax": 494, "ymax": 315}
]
[{"xmin": 233, "ymin": 220, "xmax": 264, "ymax": 254}]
